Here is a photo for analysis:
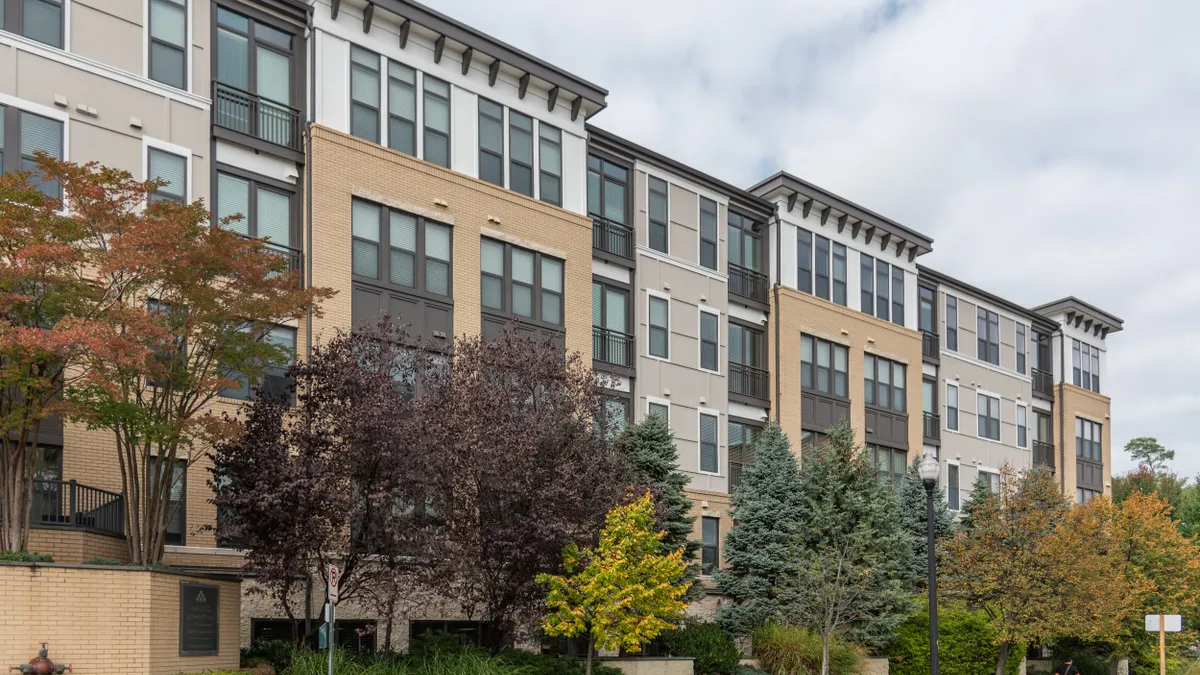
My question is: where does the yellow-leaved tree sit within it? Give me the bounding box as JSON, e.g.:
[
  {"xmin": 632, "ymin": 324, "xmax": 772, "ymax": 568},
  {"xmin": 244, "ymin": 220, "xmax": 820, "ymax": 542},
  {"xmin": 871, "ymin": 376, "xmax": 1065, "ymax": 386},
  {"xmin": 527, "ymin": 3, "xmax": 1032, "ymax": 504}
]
[{"xmin": 537, "ymin": 491, "xmax": 690, "ymax": 675}]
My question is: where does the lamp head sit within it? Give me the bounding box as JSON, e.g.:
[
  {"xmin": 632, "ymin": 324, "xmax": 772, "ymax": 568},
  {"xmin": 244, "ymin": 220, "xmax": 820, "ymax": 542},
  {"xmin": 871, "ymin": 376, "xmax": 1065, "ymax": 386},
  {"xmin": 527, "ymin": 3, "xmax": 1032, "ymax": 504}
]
[{"xmin": 918, "ymin": 451, "xmax": 939, "ymax": 485}]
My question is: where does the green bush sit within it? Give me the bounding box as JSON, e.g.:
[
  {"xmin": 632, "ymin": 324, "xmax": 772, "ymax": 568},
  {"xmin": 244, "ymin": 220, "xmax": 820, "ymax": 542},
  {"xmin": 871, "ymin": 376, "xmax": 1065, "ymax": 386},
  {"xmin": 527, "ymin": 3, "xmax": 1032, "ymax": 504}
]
[
  {"xmin": 285, "ymin": 647, "xmax": 522, "ymax": 674},
  {"xmin": 0, "ymin": 550, "xmax": 53, "ymax": 562},
  {"xmin": 497, "ymin": 649, "xmax": 621, "ymax": 675},
  {"xmin": 242, "ymin": 640, "xmax": 295, "ymax": 674},
  {"xmin": 407, "ymin": 630, "xmax": 475, "ymax": 659},
  {"xmin": 661, "ymin": 622, "xmax": 741, "ymax": 675},
  {"xmin": 888, "ymin": 605, "xmax": 1020, "ymax": 675},
  {"xmin": 751, "ymin": 624, "xmax": 861, "ymax": 675},
  {"xmin": 82, "ymin": 556, "xmax": 122, "ymax": 565}
]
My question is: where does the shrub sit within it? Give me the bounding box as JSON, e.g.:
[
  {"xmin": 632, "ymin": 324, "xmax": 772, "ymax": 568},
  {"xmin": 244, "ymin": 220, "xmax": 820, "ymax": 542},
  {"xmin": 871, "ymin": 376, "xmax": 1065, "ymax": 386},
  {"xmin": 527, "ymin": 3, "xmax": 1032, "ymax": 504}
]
[
  {"xmin": 661, "ymin": 622, "xmax": 741, "ymax": 675},
  {"xmin": 497, "ymin": 649, "xmax": 622, "ymax": 675},
  {"xmin": 0, "ymin": 550, "xmax": 53, "ymax": 562},
  {"xmin": 82, "ymin": 556, "xmax": 122, "ymax": 565},
  {"xmin": 751, "ymin": 624, "xmax": 861, "ymax": 675},
  {"xmin": 888, "ymin": 605, "xmax": 1020, "ymax": 675},
  {"xmin": 242, "ymin": 640, "xmax": 295, "ymax": 674},
  {"xmin": 285, "ymin": 647, "xmax": 521, "ymax": 674}
]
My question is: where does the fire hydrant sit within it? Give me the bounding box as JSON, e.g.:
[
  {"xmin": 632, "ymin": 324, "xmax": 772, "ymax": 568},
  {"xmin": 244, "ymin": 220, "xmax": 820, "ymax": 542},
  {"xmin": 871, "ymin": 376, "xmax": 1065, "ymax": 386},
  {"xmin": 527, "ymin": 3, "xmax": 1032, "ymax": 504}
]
[{"xmin": 8, "ymin": 643, "xmax": 71, "ymax": 674}]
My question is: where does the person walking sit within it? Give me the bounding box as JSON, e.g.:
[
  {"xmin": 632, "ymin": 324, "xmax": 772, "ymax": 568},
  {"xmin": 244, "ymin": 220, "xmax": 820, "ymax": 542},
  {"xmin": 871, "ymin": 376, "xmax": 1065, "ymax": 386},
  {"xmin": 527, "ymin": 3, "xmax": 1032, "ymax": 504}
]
[{"xmin": 1055, "ymin": 656, "xmax": 1081, "ymax": 675}]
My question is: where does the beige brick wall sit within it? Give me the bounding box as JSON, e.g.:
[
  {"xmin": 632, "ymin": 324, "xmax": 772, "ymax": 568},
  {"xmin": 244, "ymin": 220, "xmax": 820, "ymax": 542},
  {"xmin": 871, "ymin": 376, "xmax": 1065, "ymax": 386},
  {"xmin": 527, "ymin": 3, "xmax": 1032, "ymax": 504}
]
[
  {"xmin": 1056, "ymin": 383, "xmax": 1112, "ymax": 498},
  {"xmin": 771, "ymin": 286, "xmax": 924, "ymax": 460},
  {"xmin": 26, "ymin": 528, "xmax": 129, "ymax": 564},
  {"xmin": 0, "ymin": 564, "xmax": 239, "ymax": 675}
]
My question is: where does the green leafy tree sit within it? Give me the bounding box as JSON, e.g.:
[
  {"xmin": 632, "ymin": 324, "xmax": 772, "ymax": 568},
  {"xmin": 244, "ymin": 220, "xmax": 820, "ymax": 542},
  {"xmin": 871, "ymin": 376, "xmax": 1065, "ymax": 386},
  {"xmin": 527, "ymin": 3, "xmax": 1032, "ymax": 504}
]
[
  {"xmin": 660, "ymin": 622, "xmax": 741, "ymax": 675},
  {"xmin": 889, "ymin": 605, "xmax": 1022, "ymax": 675},
  {"xmin": 897, "ymin": 455, "xmax": 954, "ymax": 590},
  {"xmin": 956, "ymin": 472, "xmax": 995, "ymax": 532},
  {"xmin": 713, "ymin": 423, "xmax": 803, "ymax": 636},
  {"xmin": 613, "ymin": 412, "xmax": 700, "ymax": 598},
  {"xmin": 538, "ymin": 492, "xmax": 690, "ymax": 675},
  {"xmin": 778, "ymin": 421, "xmax": 915, "ymax": 674},
  {"xmin": 1124, "ymin": 437, "xmax": 1175, "ymax": 474},
  {"xmin": 1176, "ymin": 479, "xmax": 1200, "ymax": 539},
  {"xmin": 1112, "ymin": 464, "xmax": 1185, "ymax": 511}
]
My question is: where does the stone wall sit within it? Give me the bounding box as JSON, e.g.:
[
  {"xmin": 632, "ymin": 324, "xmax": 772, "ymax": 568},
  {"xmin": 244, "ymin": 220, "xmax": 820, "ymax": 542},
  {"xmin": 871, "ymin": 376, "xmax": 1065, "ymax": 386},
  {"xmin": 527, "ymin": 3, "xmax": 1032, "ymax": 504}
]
[{"xmin": 604, "ymin": 657, "xmax": 695, "ymax": 675}]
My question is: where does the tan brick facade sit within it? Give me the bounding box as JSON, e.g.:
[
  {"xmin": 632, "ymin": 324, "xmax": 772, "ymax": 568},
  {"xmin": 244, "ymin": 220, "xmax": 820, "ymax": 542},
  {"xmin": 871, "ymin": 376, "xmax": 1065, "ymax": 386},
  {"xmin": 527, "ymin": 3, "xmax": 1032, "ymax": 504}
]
[
  {"xmin": 770, "ymin": 286, "xmax": 924, "ymax": 459},
  {"xmin": 1056, "ymin": 383, "xmax": 1113, "ymax": 497},
  {"xmin": 26, "ymin": 529, "xmax": 129, "ymax": 564}
]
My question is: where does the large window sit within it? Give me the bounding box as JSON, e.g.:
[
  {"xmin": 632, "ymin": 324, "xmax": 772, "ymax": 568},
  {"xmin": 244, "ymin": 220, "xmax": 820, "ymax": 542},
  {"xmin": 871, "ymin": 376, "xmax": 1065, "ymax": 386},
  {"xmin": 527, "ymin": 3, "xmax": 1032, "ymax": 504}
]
[
  {"xmin": 891, "ymin": 266, "xmax": 904, "ymax": 325},
  {"xmin": 865, "ymin": 354, "xmax": 906, "ymax": 413},
  {"xmin": 870, "ymin": 444, "xmax": 907, "ymax": 491},
  {"xmin": 349, "ymin": 46, "xmax": 381, "ymax": 143},
  {"xmin": 729, "ymin": 323, "xmax": 764, "ymax": 369},
  {"xmin": 947, "ymin": 464, "xmax": 959, "ymax": 511},
  {"xmin": 1077, "ymin": 418, "xmax": 1102, "ymax": 462},
  {"xmin": 699, "ymin": 198, "xmax": 718, "ymax": 270},
  {"xmin": 1, "ymin": 105, "xmax": 65, "ymax": 198},
  {"xmin": 215, "ymin": 7, "xmax": 297, "ymax": 147},
  {"xmin": 796, "ymin": 229, "xmax": 846, "ymax": 306},
  {"xmin": 699, "ymin": 412, "xmax": 719, "ymax": 474},
  {"xmin": 976, "ymin": 393, "xmax": 1000, "ymax": 441},
  {"xmin": 861, "ymin": 254, "xmax": 900, "ymax": 324},
  {"xmin": 222, "ymin": 325, "xmax": 296, "ymax": 403},
  {"xmin": 216, "ymin": 171, "xmax": 294, "ymax": 248},
  {"xmin": 147, "ymin": 148, "xmax": 186, "ymax": 204},
  {"xmin": 387, "ymin": 61, "xmax": 417, "ymax": 155},
  {"xmin": 648, "ymin": 176, "xmax": 668, "ymax": 254},
  {"xmin": 592, "ymin": 281, "xmax": 630, "ymax": 367},
  {"xmin": 1015, "ymin": 324, "xmax": 1027, "ymax": 374},
  {"xmin": 801, "ymin": 335, "xmax": 848, "ymax": 398},
  {"xmin": 538, "ymin": 123, "xmax": 562, "ymax": 206},
  {"xmin": 480, "ymin": 238, "xmax": 562, "ymax": 326},
  {"xmin": 149, "ymin": 0, "xmax": 186, "ymax": 88},
  {"xmin": 422, "ymin": 76, "xmax": 451, "ymax": 168},
  {"xmin": 2, "ymin": 0, "xmax": 64, "ymax": 48},
  {"xmin": 1073, "ymin": 339, "xmax": 1101, "ymax": 393},
  {"xmin": 587, "ymin": 154, "xmax": 628, "ymax": 225},
  {"xmin": 919, "ymin": 286, "xmax": 936, "ymax": 334},
  {"xmin": 980, "ymin": 470, "xmax": 1000, "ymax": 493},
  {"xmin": 728, "ymin": 212, "xmax": 760, "ymax": 275},
  {"xmin": 353, "ymin": 199, "xmax": 451, "ymax": 297},
  {"xmin": 509, "ymin": 111, "xmax": 534, "ymax": 196},
  {"xmin": 699, "ymin": 309, "xmax": 719, "ymax": 373},
  {"xmin": 701, "ymin": 516, "xmax": 719, "ymax": 575},
  {"xmin": 648, "ymin": 401, "xmax": 669, "ymax": 422},
  {"xmin": 150, "ymin": 457, "xmax": 186, "ymax": 545},
  {"xmin": 946, "ymin": 383, "xmax": 959, "ymax": 431},
  {"xmin": 1077, "ymin": 487, "xmax": 1101, "ymax": 504},
  {"xmin": 976, "ymin": 308, "xmax": 999, "ymax": 365},
  {"xmin": 945, "ymin": 295, "xmax": 958, "ymax": 351},
  {"xmin": 477, "ymin": 98, "xmax": 504, "ymax": 187},
  {"xmin": 647, "ymin": 295, "xmax": 669, "ymax": 359},
  {"xmin": 1017, "ymin": 404, "xmax": 1028, "ymax": 448}
]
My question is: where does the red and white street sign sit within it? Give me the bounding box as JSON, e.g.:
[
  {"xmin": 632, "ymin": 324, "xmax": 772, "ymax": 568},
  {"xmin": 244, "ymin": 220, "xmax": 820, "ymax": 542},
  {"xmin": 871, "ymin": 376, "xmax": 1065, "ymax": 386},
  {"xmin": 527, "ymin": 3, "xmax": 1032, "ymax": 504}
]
[{"xmin": 327, "ymin": 565, "xmax": 340, "ymax": 605}]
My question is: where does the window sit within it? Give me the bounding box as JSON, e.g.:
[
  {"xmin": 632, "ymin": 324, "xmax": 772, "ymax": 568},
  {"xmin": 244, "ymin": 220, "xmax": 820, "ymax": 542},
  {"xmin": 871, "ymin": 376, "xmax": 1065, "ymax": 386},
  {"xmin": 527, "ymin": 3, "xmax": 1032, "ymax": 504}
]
[
  {"xmin": 147, "ymin": 299, "xmax": 187, "ymax": 387},
  {"xmin": 815, "ymin": 235, "xmax": 830, "ymax": 299},
  {"xmin": 891, "ymin": 266, "xmax": 905, "ymax": 326},
  {"xmin": 477, "ymin": 98, "xmax": 503, "ymax": 187},
  {"xmin": 875, "ymin": 258, "xmax": 890, "ymax": 321},
  {"xmin": 648, "ymin": 176, "xmax": 668, "ymax": 253},
  {"xmin": 647, "ymin": 295, "xmax": 669, "ymax": 359},
  {"xmin": 699, "ymin": 310, "xmax": 719, "ymax": 373},
  {"xmin": 600, "ymin": 397, "xmax": 629, "ymax": 439},
  {"xmin": 1, "ymin": 106, "xmax": 65, "ymax": 198},
  {"xmin": 919, "ymin": 286, "xmax": 936, "ymax": 334},
  {"xmin": 946, "ymin": 383, "xmax": 959, "ymax": 431},
  {"xmin": 832, "ymin": 242, "xmax": 847, "ymax": 306},
  {"xmin": 946, "ymin": 295, "xmax": 958, "ymax": 351},
  {"xmin": 1015, "ymin": 324, "xmax": 1026, "ymax": 374},
  {"xmin": 1077, "ymin": 418, "xmax": 1102, "ymax": 462},
  {"xmin": 592, "ymin": 281, "xmax": 630, "ymax": 366},
  {"xmin": 922, "ymin": 379, "xmax": 935, "ymax": 415},
  {"xmin": 147, "ymin": 148, "xmax": 186, "ymax": 203},
  {"xmin": 150, "ymin": 457, "xmax": 186, "ymax": 545},
  {"xmin": 587, "ymin": 154, "xmax": 628, "ymax": 226},
  {"xmin": 701, "ymin": 517, "xmax": 719, "ymax": 574},
  {"xmin": 870, "ymin": 444, "xmax": 907, "ymax": 491},
  {"xmin": 729, "ymin": 323, "xmax": 764, "ymax": 369},
  {"xmin": 215, "ymin": 8, "xmax": 297, "ymax": 147},
  {"xmin": 976, "ymin": 308, "xmax": 999, "ymax": 365},
  {"xmin": 947, "ymin": 464, "xmax": 960, "ymax": 510},
  {"xmin": 1016, "ymin": 404, "xmax": 1028, "ymax": 449},
  {"xmin": 800, "ymin": 430, "xmax": 828, "ymax": 459},
  {"xmin": 860, "ymin": 255, "xmax": 895, "ymax": 322},
  {"xmin": 2, "ymin": 0, "xmax": 64, "ymax": 47},
  {"xmin": 647, "ymin": 401, "xmax": 669, "ymax": 422},
  {"xmin": 1077, "ymin": 488, "xmax": 1101, "ymax": 504},
  {"xmin": 1073, "ymin": 340, "xmax": 1101, "ymax": 393},
  {"xmin": 149, "ymin": 0, "xmax": 186, "ymax": 88},
  {"xmin": 976, "ymin": 393, "xmax": 1000, "ymax": 441},
  {"xmin": 352, "ymin": 199, "xmax": 451, "ymax": 296},
  {"xmin": 699, "ymin": 198, "xmax": 718, "ymax": 270},
  {"xmin": 216, "ymin": 171, "xmax": 294, "ymax": 248},
  {"xmin": 980, "ymin": 470, "xmax": 1000, "ymax": 494},
  {"xmin": 797, "ymin": 230, "xmax": 811, "ymax": 294},
  {"xmin": 801, "ymin": 335, "xmax": 849, "ymax": 398},
  {"xmin": 729, "ymin": 422, "xmax": 759, "ymax": 458},
  {"xmin": 387, "ymin": 61, "xmax": 417, "ymax": 155},
  {"xmin": 480, "ymin": 238, "xmax": 562, "ymax": 326},
  {"xmin": 509, "ymin": 111, "xmax": 534, "ymax": 197},
  {"xmin": 422, "ymin": 76, "xmax": 451, "ymax": 168},
  {"xmin": 860, "ymin": 253, "xmax": 874, "ymax": 314},
  {"xmin": 795, "ymin": 231, "xmax": 845, "ymax": 305},
  {"xmin": 699, "ymin": 412, "xmax": 719, "ymax": 474},
  {"xmin": 349, "ymin": 46, "xmax": 381, "ymax": 143},
  {"xmin": 538, "ymin": 123, "xmax": 562, "ymax": 206},
  {"xmin": 865, "ymin": 354, "xmax": 906, "ymax": 413},
  {"xmin": 222, "ymin": 325, "xmax": 296, "ymax": 403},
  {"xmin": 727, "ymin": 212, "xmax": 760, "ymax": 274}
]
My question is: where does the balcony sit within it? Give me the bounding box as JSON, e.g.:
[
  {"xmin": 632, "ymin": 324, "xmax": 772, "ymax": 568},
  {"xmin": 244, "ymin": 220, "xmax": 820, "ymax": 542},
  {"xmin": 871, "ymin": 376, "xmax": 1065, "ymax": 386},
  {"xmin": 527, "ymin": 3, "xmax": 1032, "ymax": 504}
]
[
  {"xmin": 730, "ymin": 362, "xmax": 769, "ymax": 401},
  {"xmin": 236, "ymin": 234, "xmax": 304, "ymax": 287},
  {"xmin": 923, "ymin": 411, "xmax": 941, "ymax": 442},
  {"xmin": 593, "ymin": 326, "xmax": 634, "ymax": 368},
  {"xmin": 1032, "ymin": 367, "xmax": 1053, "ymax": 398},
  {"xmin": 213, "ymin": 82, "xmax": 303, "ymax": 153},
  {"xmin": 1033, "ymin": 440, "xmax": 1055, "ymax": 471},
  {"xmin": 729, "ymin": 460, "xmax": 745, "ymax": 493},
  {"xmin": 31, "ymin": 479, "xmax": 124, "ymax": 538},
  {"xmin": 592, "ymin": 217, "xmax": 634, "ymax": 260},
  {"xmin": 729, "ymin": 264, "xmax": 769, "ymax": 304},
  {"xmin": 922, "ymin": 331, "xmax": 939, "ymax": 360}
]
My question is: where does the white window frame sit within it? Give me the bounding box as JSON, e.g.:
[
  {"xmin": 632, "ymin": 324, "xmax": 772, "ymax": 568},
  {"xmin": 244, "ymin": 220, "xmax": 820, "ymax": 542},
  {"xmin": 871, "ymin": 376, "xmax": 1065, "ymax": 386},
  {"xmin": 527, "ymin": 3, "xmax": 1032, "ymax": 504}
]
[
  {"xmin": 645, "ymin": 289, "xmax": 671, "ymax": 363},
  {"xmin": 698, "ymin": 306, "xmax": 721, "ymax": 375},
  {"xmin": 978, "ymin": 468, "xmax": 1001, "ymax": 494},
  {"xmin": 975, "ymin": 388, "xmax": 1001, "ymax": 442},
  {"xmin": 645, "ymin": 395, "xmax": 670, "ymax": 425},
  {"xmin": 1015, "ymin": 402, "xmax": 1028, "ymax": 449},
  {"xmin": 0, "ymin": 93, "xmax": 71, "ymax": 212},
  {"xmin": 142, "ymin": 136, "xmax": 192, "ymax": 203},
  {"xmin": 945, "ymin": 382, "xmax": 959, "ymax": 432},
  {"xmin": 697, "ymin": 407, "xmax": 721, "ymax": 476}
]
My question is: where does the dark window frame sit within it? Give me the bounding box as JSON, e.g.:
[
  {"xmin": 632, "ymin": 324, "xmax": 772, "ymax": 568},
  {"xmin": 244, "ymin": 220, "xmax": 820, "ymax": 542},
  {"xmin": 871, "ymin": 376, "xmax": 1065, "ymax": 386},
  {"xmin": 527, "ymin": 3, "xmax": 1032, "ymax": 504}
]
[
  {"xmin": 220, "ymin": 323, "xmax": 297, "ymax": 404},
  {"xmin": 587, "ymin": 152, "xmax": 631, "ymax": 226},
  {"xmin": 700, "ymin": 516, "xmax": 719, "ymax": 575},
  {"xmin": 727, "ymin": 211, "xmax": 761, "ymax": 274},
  {"xmin": 976, "ymin": 392, "xmax": 1001, "ymax": 441},
  {"xmin": 647, "ymin": 175, "xmax": 669, "ymax": 254},
  {"xmin": 832, "ymin": 241, "xmax": 847, "ymax": 306},
  {"xmin": 351, "ymin": 197, "xmax": 453, "ymax": 302},
  {"xmin": 699, "ymin": 197, "xmax": 718, "ymax": 270},
  {"xmin": 797, "ymin": 229, "xmax": 813, "ymax": 294},
  {"xmin": 699, "ymin": 308, "xmax": 720, "ymax": 374},
  {"xmin": 480, "ymin": 237, "xmax": 563, "ymax": 330},
  {"xmin": 422, "ymin": 74, "xmax": 451, "ymax": 168},
  {"xmin": 214, "ymin": 3, "xmax": 299, "ymax": 104},
  {"xmin": 875, "ymin": 257, "xmax": 890, "ymax": 321},
  {"xmin": 477, "ymin": 97, "xmax": 504, "ymax": 187},
  {"xmin": 214, "ymin": 164, "xmax": 298, "ymax": 249},
  {"xmin": 599, "ymin": 391, "xmax": 631, "ymax": 440},
  {"xmin": 149, "ymin": 0, "xmax": 186, "ymax": 89},
  {"xmin": 1016, "ymin": 323, "xmax": 1027, "ymax": 374},
  {"xmin": 699, "ymin": 411, "xmax": 720, "ymax": 474},
  {"xmin": 891, "ymin": 265, "xmax": 905, "ymax": 326},
  {"xmin": 919, "ymin": 285, "xmax": 937, "ymax": 333},
  {"xmin": 801, "ymin": 334, "xmax": 849, "ymax": 399},
  {"xmin": 869, "ymin": 443, "xmax": 907, "ymax": 492},
  {"xmin": 864, "ymin": 353, "xmax": 907, "ymax": 413},
  {"xmin": 1073, "ymin": 339, "xmax": 1101, "ymax": 393},
  {"xmin": 538, "ymin": 121, "xmax": 562, "ymax": 207},
  {"xmin": 729, "ymin": 320, "xmax": 766, "ymax": 369},
  {"xmin": 976, "ymin": 307, "xmax": 1000, "ymax": 365},
  {"xmin": 386, "ymin": 59, "xmax": 417, "ymax": 155},
  {"xmin": 947, "ymin": 463, "xmax": 960, "ymax": 510},
  {"xmin": 1076, "ymin": 417, "xmax": 1102, "ymax": 462},
  {"xmin": 2, "ymin": 0, "xmax": 65, "ymax": 48},
  {"xmin": 349, "ymin": 45, "xmax": 381, "ymax": 143},
  {"xmin": 647, "ymin": 294, "xmax": 669, "ymax": 360},
  {"xmin": 592, "ymin": 279, "xmax": 631, "ymax": 334},
  {"xmin": 1, "ymin": 104, "xmax": 65, "ymax": 199},
  {"xmin": 149, "ymin": 456, "xmax": 187, "ymax": 546},
  {"xmin": 509, "ymin": 110, "xmax": 534, "ymax": 197},
  {"xmin": 945, "ymin": 294, "xmax": 958, "ymax": 351}
]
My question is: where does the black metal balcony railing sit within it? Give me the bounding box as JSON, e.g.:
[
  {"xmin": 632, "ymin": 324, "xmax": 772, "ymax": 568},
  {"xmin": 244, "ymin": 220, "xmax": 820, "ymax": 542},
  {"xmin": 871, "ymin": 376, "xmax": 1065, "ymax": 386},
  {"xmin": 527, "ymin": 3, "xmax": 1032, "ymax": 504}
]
[
  {"xmin": 730, "ymin": 362, "xmax": 769, "ymax": 400},
  {"xmin": 729, "ymin": 461, "xmax": 745, "ymax": 493},
  {"xmin": 32, "ymin": 479, "xmax": 124, "ymax": 538},
  {"xmin": 592, "ymin": 217, "xmax": 634, "ymax": 259},
  {"xmin": 922, "ymin": 331, "xmax": 939, "ymax": 359},
  {"xmin": 1032, "ymin": 367, "xmax": 1054, "ymax": 398},
  {"xmin": 213, "ymin": 81, "xmax": 303, "ymax": 152},
  {"xmin": 923, "ymin": 411, "xmax": 941, "ymax": 441},
  {"xmin": 1033, "ymin": 440, "xmax": 1055, "ymax": 470},
  {"xmin": 235, "ymin": 234, "xmax": 304, "ymax": 287},
  {"xmin": 593, "ymin": 326, "xmax": 634, "ymax": 368},
  {"xmin": 729, "ymin": 264, "xmax": 769, "ymax": 304}
]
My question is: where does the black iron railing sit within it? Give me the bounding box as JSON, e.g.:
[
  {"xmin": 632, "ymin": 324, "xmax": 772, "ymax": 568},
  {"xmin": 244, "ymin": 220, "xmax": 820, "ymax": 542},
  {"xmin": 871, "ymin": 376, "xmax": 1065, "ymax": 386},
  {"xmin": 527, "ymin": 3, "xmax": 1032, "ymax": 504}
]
[
  {"xmin": 32, "ymin": 479, "xmax": 124, "ymax": 537},
  {"xmin": 922, "ymin": 331, "xmax": 939, "ymax": 359},
  {"xmin": 730, "ymin": 362, "xmax": 769, "ymax": 400},
  {"xmin": 592, "ymin": 216, "xmax": 634, "ymax": 259},
  {"xmin": 1032, "ymin": 367, "xmax": 1053, "ymax": 398},
  {"xmin": 923, "ymin": 411, "xmax": 941, "ymax": 441},
  {"xmin": 213, "ymin": 81, "xmax": 303, "ymax": 152},
  {"xmin": 592, "ymin": 326, "xmax": 634, "ymax": 368},
  {"xmin": 235, "ymin": 234, "xmax": 304, "ymax": 287},
  {"xmin": 1033, "ymin": 440, "xmax": 1055, "ymax": 470},
  {"xmin": 729, "ymin": 264, "xmax": 769, "ymax": 304},
  {"xmin": 729, "ymin": 461, "xmax": 744, "ymax": 493}
]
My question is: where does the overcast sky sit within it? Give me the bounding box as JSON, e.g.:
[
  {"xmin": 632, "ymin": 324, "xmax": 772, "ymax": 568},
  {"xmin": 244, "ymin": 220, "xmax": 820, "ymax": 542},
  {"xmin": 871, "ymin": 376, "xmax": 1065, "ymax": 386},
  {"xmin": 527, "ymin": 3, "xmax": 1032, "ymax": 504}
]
[{"xmin": 427, "ymin": 0, "xmax": 1200, "ymax": 478}]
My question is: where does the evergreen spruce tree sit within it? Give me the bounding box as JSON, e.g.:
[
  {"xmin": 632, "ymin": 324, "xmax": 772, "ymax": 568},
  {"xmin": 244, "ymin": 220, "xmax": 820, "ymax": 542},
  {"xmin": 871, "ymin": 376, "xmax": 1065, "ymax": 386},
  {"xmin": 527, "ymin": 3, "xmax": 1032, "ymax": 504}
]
[
  {"xmin": 613, "ymin": 413, "xmax": 701, "ymax": 597},
  {"xmin": 898, "ymin": 455, "xmax": 955, "ymax": 590},
  {"xmin": 778, "ymin": 421, "xmax": 915, "ymax": 673},
  {"xmin": 713, "ymin": 423, "xmax": 804, "ymax": 636},
  {"xmin": 957, "ymin": 472, "xmax": 996, "ymax": 532}
]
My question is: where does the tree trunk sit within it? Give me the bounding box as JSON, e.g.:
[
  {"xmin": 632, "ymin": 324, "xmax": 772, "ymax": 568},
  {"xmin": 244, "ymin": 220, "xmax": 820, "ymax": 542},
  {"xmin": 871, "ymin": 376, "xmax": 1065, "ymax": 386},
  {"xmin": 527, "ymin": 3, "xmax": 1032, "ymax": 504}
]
[
  {"xmin": 996, "ymin": 641, "xmax": 1011, "ymax": 675},
  {"xmin": 585, "ymin": 637, "xmax": 595, "ymax": 675},
  {"xmin": 821, "ymin": 630, "xmax": 832, "ymax": 675}
]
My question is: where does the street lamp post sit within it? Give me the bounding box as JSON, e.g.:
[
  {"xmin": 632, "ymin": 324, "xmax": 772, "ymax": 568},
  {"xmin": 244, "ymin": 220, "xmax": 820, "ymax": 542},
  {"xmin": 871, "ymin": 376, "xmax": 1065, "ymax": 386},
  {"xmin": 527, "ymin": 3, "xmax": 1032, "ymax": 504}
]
[{"xmin": 918, "ymin": 451, "xmax": 941, "ymax": 675}]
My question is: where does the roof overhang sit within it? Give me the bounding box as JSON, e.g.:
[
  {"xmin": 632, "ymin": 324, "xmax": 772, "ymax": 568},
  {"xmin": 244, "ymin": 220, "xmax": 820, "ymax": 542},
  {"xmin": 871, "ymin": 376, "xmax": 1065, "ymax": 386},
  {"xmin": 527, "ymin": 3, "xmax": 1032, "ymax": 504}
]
[
  {"xmin": 918, "ymin": 265, "xmax": 1057, "ymax": 333},
  {"xmin": 1033, "ymin": 297, "xmax": 1124, "ymax": 339},
  {"xmin": 750, "ymin": 171, "xmax": 934, "ymax": 263}
]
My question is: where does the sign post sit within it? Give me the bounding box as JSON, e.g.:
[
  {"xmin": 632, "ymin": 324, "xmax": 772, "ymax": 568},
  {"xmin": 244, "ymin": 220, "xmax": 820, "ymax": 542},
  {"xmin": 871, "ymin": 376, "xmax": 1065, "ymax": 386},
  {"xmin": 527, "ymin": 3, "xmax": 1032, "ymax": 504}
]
[
  {"xmin": 327, "ymin": 565, "xmax": 339, "ymax": 675},
  {"xmin": 1145, "ymin": 614, "xmax": 1182, "ymax": 675}
]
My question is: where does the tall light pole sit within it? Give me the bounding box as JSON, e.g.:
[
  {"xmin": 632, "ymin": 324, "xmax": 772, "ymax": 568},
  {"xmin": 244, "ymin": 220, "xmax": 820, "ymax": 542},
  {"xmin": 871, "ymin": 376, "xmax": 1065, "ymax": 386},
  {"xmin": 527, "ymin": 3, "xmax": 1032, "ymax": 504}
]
[{"xmin": 918, "ymin": 451, "xmax": 941, "ymax": 675}]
